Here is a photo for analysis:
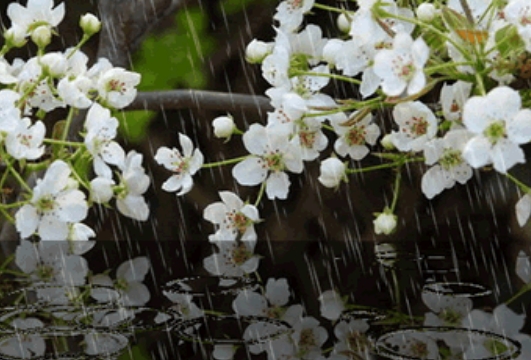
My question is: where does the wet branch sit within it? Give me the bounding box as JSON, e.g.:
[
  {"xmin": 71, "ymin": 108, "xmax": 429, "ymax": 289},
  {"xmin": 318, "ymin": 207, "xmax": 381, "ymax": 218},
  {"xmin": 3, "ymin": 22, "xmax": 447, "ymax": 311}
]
[{"xmin": 125, "ymin": 90, "xmax": 273, "ymax": 113}]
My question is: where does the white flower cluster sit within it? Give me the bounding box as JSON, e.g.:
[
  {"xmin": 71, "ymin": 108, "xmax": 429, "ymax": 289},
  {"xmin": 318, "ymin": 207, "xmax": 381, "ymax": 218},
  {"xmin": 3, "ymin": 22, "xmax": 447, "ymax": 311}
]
[
  {"xmin": 199, "ymin": 0, "xmax": 531, "ymax": 239},
  {"xmin": 0, "ymin": 1, "xmax": 152, "ymax": 242}
]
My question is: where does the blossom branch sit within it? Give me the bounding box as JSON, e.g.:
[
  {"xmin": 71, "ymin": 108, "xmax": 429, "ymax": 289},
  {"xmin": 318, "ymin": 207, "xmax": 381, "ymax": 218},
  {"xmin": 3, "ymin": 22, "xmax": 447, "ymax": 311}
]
[{"xmin": 125, "ymin": 90, "xmax": 273, "ymax": 114}]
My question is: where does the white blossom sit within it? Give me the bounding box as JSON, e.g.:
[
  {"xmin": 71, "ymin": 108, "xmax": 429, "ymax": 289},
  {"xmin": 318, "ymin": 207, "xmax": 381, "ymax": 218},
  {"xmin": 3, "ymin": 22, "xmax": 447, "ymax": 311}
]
[
  {"xmin": 332, "ymin": 111, "xmax": 380, "ymax": 160},
  {"xmin": 15, "ymin": 240, "xmax": 88, "ymax": 286},
  {"xmin": 232, "ymin": 124, "xmax": 303, "ymax": 200},
  {"xmin": 7, "ymin": 0, "xmax": 65, "ymax": 38},
  {"xmin": 274, "ymin": 0, "xmax": 315, "ymax": 32},
  {"xmin": 88, "ymin": 58, "xmax": 141, "ymax": 109},
  {"xmin": 115, "ymin": 151, "xmax": 150, "ymax": 221},
  {"xmin": 91, "ymin": 257, "xmax": 151, "ymax": 306},
  {"xmin": 84, "ymin": 103, "xmax": 125, "ymax": 178},
  {"xmin": 462, "ymin": 86, "xmax": 531, "ymax": 174},
  {"xmin": 15, "ymin": 160, "xmax": 88, "ymax": 240},
  {"xmin": 421, "ymin": 129, "xmax": 474, "ymax": 199},
  {"xmin": 203, "ymin": 240, "xmax": 260, "ymax": 277},
  {"xmin": 203, "ymin": 191, "xmax": 260, "ymax": 241},
  {"xmin": 389, "ymin": 101, "xmax": 438, "ymax": 152},
  {"xmin": 155, "ymin": 133, "xmax": 204, "ymax": 196},
  {"xmin": 5, "ymin": 117, "xmax": 45, "ymax": 160},
  {"xmin": 373, "ymin": 32, "xmax": 429, "ymax": 97}
]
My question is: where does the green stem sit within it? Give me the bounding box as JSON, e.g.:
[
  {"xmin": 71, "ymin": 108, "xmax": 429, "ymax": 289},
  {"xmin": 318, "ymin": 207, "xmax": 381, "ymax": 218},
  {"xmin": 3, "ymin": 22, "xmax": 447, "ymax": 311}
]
[
  {"xmin": 474, "ymin": 71, "xmax": 487, "ymax": 95},
  {"xmin": 0, "ymin": 269, "xmax": 29, "ymax": 277},
  {"xmin": 505, "ymin": 283, "xmax": 531, "ymax": 305},
  {"xmin": 6, "ymin": 160, "xmax": 32, "ymax": 194},
  {"xmin": 321, "ymin": 124, "xmax": 335, "ymax": 132},
  {"xmin": 60, "ymin": 107, "xmax": 77, "ymax": 149},
  {"xmin": 346, "ymin": 157, "xmax": 422, "ymax": 175},
  {"xmin": 43, "ymin": 138, "xmax": 84, "ymax": 147},
  {"xmin": 254, "ymin": 181, "xmax": 266, "ymax": 207},
  {"xmin": 0, "ymin": 254, "xmax": 15, "ymax": 270},
  {"xmin": 0, "ymin": 207, "xmax": 14, "ymax": 223},
  {"xmin": 201, "ymin": 156, "xmax": 250, "ymax": 168},
  {"xmin": 0, "ymin": 201, "xmax": 28, "ymax": 209},
  {"xmin": 313, "ymin": 3, "xmax": 344, "ymax": 13},
  {"xmin": 0, "ymin": 45, "xmax": 11, "ymax": 57},
  {"xmin": 506, "ymin": 172, "xmax": 531, "ymax": 193},
  {"xmin": 425, "ymin": 61, "xmax": 475, "ymax": 75},
  {"xmin": 66, "ymin": 34, "xmax": 91, "ymax": 59},
  {"xmin": 16, "ymin": 73, "xmax": 47, "ymax": 109},
  {"xmin": 69, "ymin": 166, "xmax": 90, "ymax": 190},
  {"xmin": 391, "ymin": 268, "xmax": 402, "ymax": 311},
  {"xmin": 390, "ymin": 166, "xmax": 402, "ymax": 213}
]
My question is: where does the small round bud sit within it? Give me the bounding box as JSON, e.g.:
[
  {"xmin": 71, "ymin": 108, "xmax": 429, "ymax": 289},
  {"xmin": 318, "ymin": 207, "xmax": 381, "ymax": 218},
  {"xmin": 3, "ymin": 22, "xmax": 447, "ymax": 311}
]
[
  {"xmin": 245, "ymin": 39, "xmax": 272, "ymax": 64},
  {"xmin": 373, "ymin": 212, "xmax": 397, "ymax": 235},
  {"xmin": 80, "ymin": 13, "xmax": 101, "ymax": 36},
  {"xmin": 416, "ymin": 3, "xmax": 437, "ymax": 22},
  {"xmin": 318, "ymin": 157, "xmax": 346, "ymax": 188},
  {"xmin": 337, "ymin": 13, "xmax": 351, "ymax": 33},
  {"xmin": 380, "ymin": 134, "xmax": 395, "ymax": 150},
  {"xmin": 40, "ymin": 53, "xmax": 67, "ymax": 77},
  {"xmin": 31, "ymin": 25, "xmax": 51, "ymax": 48},
  {"xmin": 212, "ymin": 115, "xmax": 234, "ymax": 139},
  {"xmin": 4, "ymin": 27, "xmax": 26, "ymax": 48}
]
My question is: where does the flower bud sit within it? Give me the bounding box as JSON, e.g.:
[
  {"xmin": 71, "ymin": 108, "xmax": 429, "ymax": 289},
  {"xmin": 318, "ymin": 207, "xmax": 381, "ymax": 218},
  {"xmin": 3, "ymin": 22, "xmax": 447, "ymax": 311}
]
[
  {"xmin": 31, "ymin": 25, "xmax": 51, "ymax": 48},
  {"xmin": 380, "ymin": 134, "xmax": 395, "ymax": 150},
  {"xmin": 373, "ymin": 212, "xmax": 397, "ymax": 235},
  {"xmin": 245, "ymin": 39, "xmax": 272, "ymax": 64},
  {"xmin": 40, "ymin": 53, "xmax": 67, "ymax": 77},
  {"xmin": 212, "ymin": 115, "xmax": 234, "ymax": 139},
  {"xmin": 80, "ymin": 13, "xmax": 101, "ymax": 36},
  {"xmin": 318, "ymin": 157, "xmax": 346, "ymax": 188},
  {"xmin": 4, "ymin": 27, "xmax": 26, "ymax": 48},
  {"xmin": 374, "ymin": 242, "xmax": 397, "ymax": 267},
  {"xmin": 337, "ymin": 13, "xmax": 351, "ymax": 33},
  {"xmin": 416, "ymin": 3, "xmax": 437, "ymax": 22}
]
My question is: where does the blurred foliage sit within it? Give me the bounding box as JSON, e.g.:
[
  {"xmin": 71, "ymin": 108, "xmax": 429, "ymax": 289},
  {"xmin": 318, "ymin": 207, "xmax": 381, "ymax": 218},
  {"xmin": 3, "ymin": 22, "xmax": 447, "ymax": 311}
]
[{"xmin": 116, "ymin": 6, "xmax": 215, "ymax": 143}]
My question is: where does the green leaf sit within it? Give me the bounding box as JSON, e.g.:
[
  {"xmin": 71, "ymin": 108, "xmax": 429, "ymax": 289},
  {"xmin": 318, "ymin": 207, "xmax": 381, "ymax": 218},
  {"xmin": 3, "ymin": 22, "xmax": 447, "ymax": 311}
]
[{"xmin": 495, "ymin": 24, "xmax": 525, "ymax": 58}]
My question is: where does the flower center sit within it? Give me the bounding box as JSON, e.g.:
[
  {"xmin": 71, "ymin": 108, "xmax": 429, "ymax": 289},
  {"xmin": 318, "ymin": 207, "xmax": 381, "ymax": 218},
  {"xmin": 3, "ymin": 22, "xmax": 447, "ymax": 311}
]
[
  {"xmin": 263, "ymin": 151, "xmax": 284, "ymax": 172},
  {"xmin": 171, "ymin": 158, "xmax": 189, "ymax": 174},
  {"xmin": 484, "ymin": 339, "xmax": 509, "ymax": 356},
  {"xmin": 408, "ymin": 339, "xmax": 428, "ymax": 358},
  {"xmin": 107, "ymin": 79, "xmax": 126, "ymax": 94},
  {"xmin": 227, "ymin": 211, "xmax": 251, "ymax": 234},
  {"xmin": 231, "ymin": 243, "xmax": 252, "ymax": 265},
  {"xmin": 403, "ymin": 116, "xmax": 428, "ymax": 136},
  {"xmin": 17, "ymin": 133, "xmax": 33, "ymax": 147},
  {"xmin": 346, "ymin": 126, "xmax": 366, "ymax": 146},
  {"xmin": 36, "ymin": 264, "xmax": 55, "ymax": 281},
  {"xmin": 439, "ymin": 149, "xmax": 463, "ymax": 170},
  {"xmin": 299, "ymin": 328, "xmax": 317, "ymax": 349},
  {"xmin": 439, "ymin": 308, "xmax": 462, "ymax": 325},
  {"xmin": 483, "ymin": 121, "xmax": 505, "ymax": 144},
  {"xmin": 266, "ymin": 306, "xmax": 285, "ymax": 319},
  {"xmin": 299, "ymin": 130, "xmax": 317, "ymax": 148},
  {"xmin": 115, "ymin": 278, "xmax": 129, "ymax": 291},
  {"xmin": 37, "ymin": 196, "xmax": 55, "ymax": 212}
]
